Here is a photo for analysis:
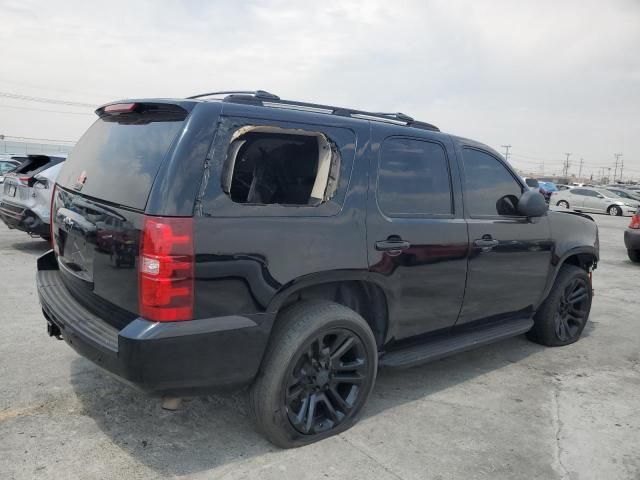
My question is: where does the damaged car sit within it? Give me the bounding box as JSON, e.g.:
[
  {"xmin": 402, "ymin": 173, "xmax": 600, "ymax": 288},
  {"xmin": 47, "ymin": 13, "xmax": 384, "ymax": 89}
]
[
  {"xmin": 0, "ymin": 154, "xmax": 66, "ymax": 239},
  {"xmin": 38, "ymin": 92, "xmax": 598, "ymax": 448}
]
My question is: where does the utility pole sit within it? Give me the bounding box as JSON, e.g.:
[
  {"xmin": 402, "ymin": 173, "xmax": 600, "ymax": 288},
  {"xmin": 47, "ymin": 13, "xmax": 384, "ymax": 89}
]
[
  {"xmin": 563, "ymin": 153, "xmax": 572, "ymax": 177},
  {"xmin": 614, "ymin": 153, "xmax": 623, "ymax": 182},
  {"xmin": 578, "ymin": 158, "xmax": 584, "ymax": 180},
  {"xmin": 501, "ymin": 144, "xmax": 512, "ymax": 162}
]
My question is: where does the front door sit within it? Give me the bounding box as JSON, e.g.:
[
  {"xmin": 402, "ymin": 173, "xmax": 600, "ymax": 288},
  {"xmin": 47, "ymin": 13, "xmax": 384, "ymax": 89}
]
[
  {"xmin": 456, "ymin": 147, "xmax": 553, "ymax": 325},
  {"xmin": 366, "ymin": 130, "xmax": 469, "ymax": 340}
]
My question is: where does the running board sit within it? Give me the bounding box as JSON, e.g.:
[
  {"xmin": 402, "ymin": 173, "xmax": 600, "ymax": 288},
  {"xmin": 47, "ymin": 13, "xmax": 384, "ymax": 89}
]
[{"xmin": 380, "ymin": 318, "xmax": 534, "ymax": 368}]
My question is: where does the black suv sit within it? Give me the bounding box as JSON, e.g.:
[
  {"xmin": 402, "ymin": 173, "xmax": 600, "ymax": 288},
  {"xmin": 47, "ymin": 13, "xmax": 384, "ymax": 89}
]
[{"xmin": 37, "ymin": 91, "xmax": 599, "ymax": 448}]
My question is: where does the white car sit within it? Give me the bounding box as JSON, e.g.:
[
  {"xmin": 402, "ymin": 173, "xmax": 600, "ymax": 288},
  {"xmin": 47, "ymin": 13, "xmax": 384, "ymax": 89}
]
[
  {"xmin": 0, "ymin": 155, "xmax": 66, "ymax": 239},
  {"xmin": 552, "ymin": 187, "xmax": 638, "ymax": 216}
]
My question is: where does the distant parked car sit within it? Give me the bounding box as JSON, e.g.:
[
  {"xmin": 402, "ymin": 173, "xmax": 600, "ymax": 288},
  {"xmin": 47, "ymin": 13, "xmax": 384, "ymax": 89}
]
[
  {"xmin": 624, "ymin": 209, "xmax": 640, "ymax": 262},
  {"xmin": 608, "ymin": 188, "xmax": 640, "ymax": 202},
  {"xmin": 0, "ymin": 154, "xmax": 66, "ymax": 239},
  {"xmin": 523, "ymin": 177, "xmax": 540, "ymax": 191},
  {"xmin": 538, "ymin": 181, "xmax": 558, "ymax": 203},
  {"xmin": 552, "ymin": 187, "xmax": 638, "ymax": 216}
]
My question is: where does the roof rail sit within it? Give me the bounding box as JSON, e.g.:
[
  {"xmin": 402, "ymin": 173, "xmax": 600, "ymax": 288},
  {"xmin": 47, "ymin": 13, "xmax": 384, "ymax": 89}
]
[
  {"xmin": 187, "ymin": 90, "xmax": 439, "ymax": 132},
  {"xmin": 187, "ymin": 90, "xmax": 280, "ymax": 100}
]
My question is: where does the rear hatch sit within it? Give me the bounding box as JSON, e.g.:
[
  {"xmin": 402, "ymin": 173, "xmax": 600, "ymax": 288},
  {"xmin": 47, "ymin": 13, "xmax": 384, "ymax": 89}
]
[
  {"xmin": 51, "ymin": 102, "xmax": 191, "ymax": 328},
  {"xmin": 3, "ymin": 155, "xmax": 64, "ymax": 202}
]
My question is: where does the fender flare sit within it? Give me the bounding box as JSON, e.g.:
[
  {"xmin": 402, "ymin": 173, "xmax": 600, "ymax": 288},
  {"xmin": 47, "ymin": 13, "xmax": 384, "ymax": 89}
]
[
  {"xmin": 266, "ymin": 269, "xmax": 393, "ymax": 314},
  {"xmin": 537, "ymin": 246, "xmax": 598, "ymax": 308}
]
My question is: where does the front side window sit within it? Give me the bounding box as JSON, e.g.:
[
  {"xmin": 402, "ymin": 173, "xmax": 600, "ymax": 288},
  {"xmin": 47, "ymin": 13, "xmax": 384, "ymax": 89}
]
[
  {"xmin": 377, "ymin": 138, "xmax": 452, "ymax": 216},
  {"xmin": 462, "ymin": 148, "xmax": 523, "ymax": 216},
  {"xmin": 572, "ymin": 189, "xmax": 588, "ymax": 196}
]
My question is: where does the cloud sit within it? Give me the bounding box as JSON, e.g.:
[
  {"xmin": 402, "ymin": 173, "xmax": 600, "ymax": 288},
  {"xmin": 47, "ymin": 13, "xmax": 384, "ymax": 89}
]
[{"xmin": 0, "ymin": 0, "xmax": 638, "ymax": 178}]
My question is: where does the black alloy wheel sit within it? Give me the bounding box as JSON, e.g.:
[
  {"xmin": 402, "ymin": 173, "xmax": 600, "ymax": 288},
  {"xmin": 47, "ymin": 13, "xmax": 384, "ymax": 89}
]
[
  {"xmin": 554, "ymin": 277, "xmax": 590, "ymax": 342},
  {"xmin": 285, "ymin": 329, "xmax": 368, "ymax": 435},
  {"xmin": 527, "ymin": 264, "xmax": 592, "ymax": 347},
  {"xmin": 249, "ymin": 301, "xmax": 377, "ymax": 448}
]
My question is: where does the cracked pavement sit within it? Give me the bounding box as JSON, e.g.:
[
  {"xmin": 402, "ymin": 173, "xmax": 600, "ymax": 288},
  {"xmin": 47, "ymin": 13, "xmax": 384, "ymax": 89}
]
[{"xmin": 0, "ymin": 214, "xmax": 639, "ymax": 479}]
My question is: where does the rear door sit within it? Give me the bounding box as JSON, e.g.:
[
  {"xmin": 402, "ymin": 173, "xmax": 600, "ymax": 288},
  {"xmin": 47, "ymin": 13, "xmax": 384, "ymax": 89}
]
[
  {"xmin": 366, "ymin": 128, "xmax": 468, "ymax": 340},
  {"xmin": 455, "ymin": 145, "xmax": 553, "ymax": 325}
]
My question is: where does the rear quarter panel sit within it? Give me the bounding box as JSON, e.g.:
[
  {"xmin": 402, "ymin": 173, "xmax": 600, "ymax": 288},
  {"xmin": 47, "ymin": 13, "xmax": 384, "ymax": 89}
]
[{"xmin": 192, "ymin": 107, "xmax": 371, "ymax": 319}]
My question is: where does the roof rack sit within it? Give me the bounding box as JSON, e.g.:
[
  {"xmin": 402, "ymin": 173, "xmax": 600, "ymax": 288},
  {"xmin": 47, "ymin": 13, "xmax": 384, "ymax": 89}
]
[
  {"xmin": 187, "ymin": 90, "xmax": 280, "ymax": 100},
  {"xmin": 186, "ymin": 90, "xmax": 439, "ymax": 132}
]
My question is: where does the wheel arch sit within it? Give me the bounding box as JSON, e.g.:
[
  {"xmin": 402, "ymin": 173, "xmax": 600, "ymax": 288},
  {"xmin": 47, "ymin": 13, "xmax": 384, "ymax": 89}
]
[
  {"xmin": 537, "ymin": 246, "xmax": 598, "ymax": 308},
  {"xmin": 267, "ymin": 272, "xmax": 390, "ymax": 347}
]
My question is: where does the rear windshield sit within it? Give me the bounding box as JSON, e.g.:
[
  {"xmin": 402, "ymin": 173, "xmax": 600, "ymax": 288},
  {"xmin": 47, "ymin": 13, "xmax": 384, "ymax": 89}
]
[
  {"xmin": 56, "ymin": 114, "xmax": 185, "ymax": 210},
  {"xmin": 13, "ymin": 155, "xmax": 63, "ymax": 175}
]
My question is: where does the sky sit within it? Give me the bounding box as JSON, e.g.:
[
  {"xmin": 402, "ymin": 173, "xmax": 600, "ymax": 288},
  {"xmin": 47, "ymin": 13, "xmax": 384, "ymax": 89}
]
[{"xmin": 0, "ymin": 0, "xmax": 639, "ymax": 180}]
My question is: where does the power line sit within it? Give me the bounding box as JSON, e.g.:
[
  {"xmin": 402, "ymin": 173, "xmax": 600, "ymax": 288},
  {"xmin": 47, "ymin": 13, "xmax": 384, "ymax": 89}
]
[
  {"xmin": 578, "ymin": 158, "xmax": 584, "ymax": 179},
  {"xmin": 501, "ymin": 144, "xmax": 512, "ymax": 162},
  {"xmin": 0, "ymin": 102, "xmax": 94, "ymax": 116},
  {"xmin": 614, "ymin": 153, "xmax": 623, "ymax": 181},
  {"xmin": 0, "ymin": 91, "xmax": 96, "ymax": 108},
  {"xmin": 0, "ymin": 76, "xmax": 121, "ymax": 101},
  {"xmin": 0, "ymin": 134, "xmax": 76, "ymax": 144},
  {"xmin": 563, "ymin": 153, "xmax": 572, "ymax": 176}
]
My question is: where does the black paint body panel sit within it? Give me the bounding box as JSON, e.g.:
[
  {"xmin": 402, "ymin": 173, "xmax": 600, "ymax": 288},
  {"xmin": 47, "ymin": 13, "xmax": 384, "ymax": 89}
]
[{"xmin": 38, "ymin": 98, "xmax": 600, "ymax": 394}]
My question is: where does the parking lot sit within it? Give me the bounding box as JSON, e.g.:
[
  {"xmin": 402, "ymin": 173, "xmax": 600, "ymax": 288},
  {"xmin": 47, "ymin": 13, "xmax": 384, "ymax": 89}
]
[{"xmin": 0, "ymin": 213, "xmax": 638, "ymax": 480}]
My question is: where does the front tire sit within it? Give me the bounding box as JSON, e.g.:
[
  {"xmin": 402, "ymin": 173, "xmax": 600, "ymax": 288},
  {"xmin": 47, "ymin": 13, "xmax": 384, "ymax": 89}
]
[
  {"xmin": 608, "ymin": 205, "xmax": 622, "ymax": 216},
  {"xmin": 250, "ymin": 301, "xmax": 378, "ymax": 448},
  {"xmin": 557, "ymin": 200, "xmax": 570, "ymax": 209},
  {"xmin": 628, "ymin": 249, "xmax": 640, "ymax": 263},
  {"xmin": 527, "ymin": 265, "xmax": 592, "ymax": 347}
]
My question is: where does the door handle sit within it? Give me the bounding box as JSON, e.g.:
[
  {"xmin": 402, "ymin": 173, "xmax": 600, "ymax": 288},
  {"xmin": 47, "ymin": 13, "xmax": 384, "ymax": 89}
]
[
  {"xmin": 474, "ymin": 235, "xmax": 499, "ymax": 248},
  {"xmin": 375, "ymin": 238, "xmax": 411, "ymax": 254}
]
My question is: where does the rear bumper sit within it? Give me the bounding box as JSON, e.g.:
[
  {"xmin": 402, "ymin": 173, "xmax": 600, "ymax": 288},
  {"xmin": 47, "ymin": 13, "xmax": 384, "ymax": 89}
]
[
  {"xmin": 624, "ymin": 229, "xmax": 640, "ymax": 250},
  {"xmin": 0, "ymin": 200, "xmax": 49, "ymax": 236},
  {"xmin": 37, "ymin": 250, "xmax": 273, "ymax": 396}
]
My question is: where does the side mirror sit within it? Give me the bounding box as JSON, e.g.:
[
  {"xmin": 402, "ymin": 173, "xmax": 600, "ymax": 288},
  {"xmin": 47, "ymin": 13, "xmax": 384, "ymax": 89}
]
[
  {"xmin": 596, "ymin": 194, "xmax": 604, "ymax": 199},
  {"xmin": 517, "ymin": 190, "xmax": 548, "ymax": 217}
]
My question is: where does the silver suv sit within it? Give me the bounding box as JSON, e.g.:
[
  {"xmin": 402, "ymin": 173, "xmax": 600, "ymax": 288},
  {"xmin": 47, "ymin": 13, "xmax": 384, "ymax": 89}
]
[{"xmin": 0, "ymin": 154, "xmax": 66, "ymax": 239}]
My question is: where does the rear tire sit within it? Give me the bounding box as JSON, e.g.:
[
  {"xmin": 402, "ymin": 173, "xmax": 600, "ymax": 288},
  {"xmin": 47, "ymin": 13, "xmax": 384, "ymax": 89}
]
[
  {"xmin": 608, "ymin": 205, "xmax": 622, "ymax": 216},
  {"xmin": 557, "ymin": 200, "xmax": 569, "ymax": 209},
  {"xmin": 527, "ymin": 265, "xmax": 592, "ymax": 347},
  {"xmin": 249, "ymin": 301, "xmax": 378, "ymax": 448},
  {"xmin": 628, "ymin": 249, "xmax": 640, "ymax": 263}
]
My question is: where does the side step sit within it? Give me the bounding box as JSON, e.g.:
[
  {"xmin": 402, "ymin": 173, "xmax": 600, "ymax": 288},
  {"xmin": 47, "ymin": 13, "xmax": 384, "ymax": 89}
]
[{"xmin": 380, "ymin": 318, "xmax": 534, "ymax": 368}]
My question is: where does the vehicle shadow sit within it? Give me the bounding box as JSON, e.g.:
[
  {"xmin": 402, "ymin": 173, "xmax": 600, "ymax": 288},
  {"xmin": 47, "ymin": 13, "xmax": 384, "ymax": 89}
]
[
  {"xmin": 70, "ymin": 334, "xmax": 545, "ymax": 476},
  {"xmin": 10, "ymin": 238, "xmax": 50, "ymax": 254}
]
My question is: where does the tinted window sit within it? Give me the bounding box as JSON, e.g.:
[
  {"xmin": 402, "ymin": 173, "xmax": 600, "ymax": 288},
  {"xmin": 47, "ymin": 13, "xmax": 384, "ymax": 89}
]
[
  {"xmin": 57, "ymin": 115, "xmax": 185, "ymax": 209},
  {"xmin": 572, "ymin": 189, "xmax": 588, "ymax": 196},
  {"xmin": 462, "ymin": 149, "xmax": 523, "ymax": 216},
  {"xmin": 0, "ymin": 161, "xmax": 16, "ymax": 173},
  {"xmin": 377, "ymin": 138, "xmax": 452, "ymax": 216},
  {"xmin": 525, "ymin": 178, "xmax": 539, "ymax": 188}
]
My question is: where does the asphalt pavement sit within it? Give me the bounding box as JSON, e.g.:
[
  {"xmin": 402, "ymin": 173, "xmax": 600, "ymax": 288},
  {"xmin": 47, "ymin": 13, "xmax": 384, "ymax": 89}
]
[{"xmin": 0, "ymin": 214, "xmax": 638, "ymax": 479}]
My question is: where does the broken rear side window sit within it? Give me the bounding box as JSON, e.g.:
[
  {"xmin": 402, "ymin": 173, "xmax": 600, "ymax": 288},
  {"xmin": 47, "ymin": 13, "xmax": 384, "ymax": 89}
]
[{"xmin": 221, "ymin": 126, "xmax": 340, "ymax": 206}]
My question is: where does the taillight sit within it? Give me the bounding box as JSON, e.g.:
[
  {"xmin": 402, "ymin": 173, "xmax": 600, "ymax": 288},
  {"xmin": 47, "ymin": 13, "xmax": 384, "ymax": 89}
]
[
  {"xmin": 18, "ymin": 176, "xmax": 31, "ymax": 186},
  {"xmin": 139, "ymin": 216, "xmax": 194, "ymax": 322},
  {"xmin": 104, "ymin": 103, "xmax": 137, "ymax": 113},
  {"xmin": 629, "ymin": 213, "xmax": 640, "ymax": 230}
]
